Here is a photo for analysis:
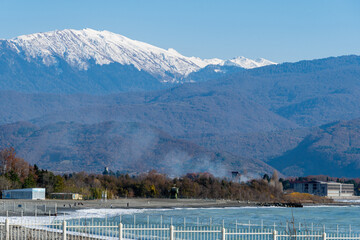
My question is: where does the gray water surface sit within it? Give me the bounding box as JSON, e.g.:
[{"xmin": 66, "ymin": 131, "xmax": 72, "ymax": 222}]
[{"xmin": 67, "ymin": 206, "xmax": 360, "ymax": 233}]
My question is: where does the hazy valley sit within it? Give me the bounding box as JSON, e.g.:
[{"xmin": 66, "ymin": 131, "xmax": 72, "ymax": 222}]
[{"xmin": 1, "ymin": 29, "xmax": 360, "ymax": 178}]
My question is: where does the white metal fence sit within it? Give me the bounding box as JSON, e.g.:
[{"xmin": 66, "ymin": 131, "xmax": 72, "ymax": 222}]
[
  {"xmin": 0, "ymin": 201, "xmax": 57, "ymax": 216},
  {"xmin": 1, "ymin": 219, "xmax": 360, "ymax": 239}
]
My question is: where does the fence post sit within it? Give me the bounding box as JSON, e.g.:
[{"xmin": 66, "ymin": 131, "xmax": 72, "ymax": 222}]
[
  {"xmin": 62, "ymin": 220, "xmax": 67, "ymax": 240},
  {"xmin": 323, "ymin": 232, "xmax": 327, "ymax": 240},
  {"xmin": 273, "ymin": 230, "xmax": 277, "ymax": 240},
  {"xmin": 5, "ymin": 218, "xmax": 9, "ymax": 240},
  {"xmin": 119, "ymin": 223, "xmax": 123, "ymax": 240},
  {"xmin": 170, "ymin": 225, "xmax": 174, "ymax": 240},
  {"xmin": 222, "ymin": 227, "xmax": 226, "ymax": 240}
]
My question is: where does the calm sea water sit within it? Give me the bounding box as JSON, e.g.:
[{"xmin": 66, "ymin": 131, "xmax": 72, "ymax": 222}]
[{"xmin": 63, "ymin": 206, "xmax": 360, "ymax": 233}]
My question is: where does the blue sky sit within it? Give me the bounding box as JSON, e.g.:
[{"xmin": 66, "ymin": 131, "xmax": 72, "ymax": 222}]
[{"xmin": 1, "ymin": 0, "xmax": 359, "ymax": 62}]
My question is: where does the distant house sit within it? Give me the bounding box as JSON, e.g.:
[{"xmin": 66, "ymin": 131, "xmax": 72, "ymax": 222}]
[
  {"xmin": 50, "ymin": 193, "xmax": 83, "ymax": 200},
  {"xmin": 294, "ymin": 180, "xmax": 354, "ymax": 197},
  {"xmin": 2, "ymin": 188, "xmax": 46, "ymax": 200}
]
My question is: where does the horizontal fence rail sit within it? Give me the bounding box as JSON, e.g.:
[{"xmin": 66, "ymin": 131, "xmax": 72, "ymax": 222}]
[
  {"xmin": 1, "ymin": 219, "xmax": 360, "ymax": 239},
  {"xmin": 0, "ymin": 201, "xmax": 57, "ymax": 216}
]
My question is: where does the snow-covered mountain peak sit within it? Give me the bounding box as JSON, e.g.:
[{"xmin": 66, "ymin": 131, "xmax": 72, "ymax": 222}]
[
  {"xmin": 167, "ymin": 48, "xmax": 180, "ymax": 55},
  {"xmin": 223, "ymin": 56, "xmax": 276, "ymax": 69},
  {"xmin": 7, "ymin": 28, "xmax": 276, "ymax": 81}
]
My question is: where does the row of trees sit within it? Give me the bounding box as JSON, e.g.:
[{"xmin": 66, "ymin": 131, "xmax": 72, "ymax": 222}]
[
  {"xmin": 0, "ymin": 148, "xmax": 285, "ymax": 201},
  {"xmin": 0, "ymin": 148, "xmax": 65, "ymax": 193}
]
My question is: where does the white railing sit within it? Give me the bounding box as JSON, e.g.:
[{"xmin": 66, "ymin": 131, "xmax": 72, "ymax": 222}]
[
  {"xmin": 1, "ymin": 219, "xmax": 360, "ymax": 239},
  {"xmin": 0, "ymin": 201, "xmax": 57, "ymax": 216}
]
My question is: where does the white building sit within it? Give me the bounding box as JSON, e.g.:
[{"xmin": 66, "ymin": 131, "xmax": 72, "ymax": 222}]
[
  {"xmin": 2, "ymin": 188, "xmax": 46, "ymax": 200},
  {"xmin": 294, "ymin": 180, "xmax": 354, "ymax": 197}
]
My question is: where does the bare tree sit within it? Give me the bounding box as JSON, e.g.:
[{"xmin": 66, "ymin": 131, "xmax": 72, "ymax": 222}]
[{"xmin": 0, "ymin": 176, "xmax": 11, "ymax": 190}]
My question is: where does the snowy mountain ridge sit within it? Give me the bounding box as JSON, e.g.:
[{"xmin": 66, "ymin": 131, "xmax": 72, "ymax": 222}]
[{"xmin": 7, "ymin": 28, "xmax": 276, "ymax": 82}]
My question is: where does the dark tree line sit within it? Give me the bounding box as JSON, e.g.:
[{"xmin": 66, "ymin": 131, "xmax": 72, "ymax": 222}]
[{"xmin": 0, "ymin": 148, "xmax": 286, "ymax": 201}]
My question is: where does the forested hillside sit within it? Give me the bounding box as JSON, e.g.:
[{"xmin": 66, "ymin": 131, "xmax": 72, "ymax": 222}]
[{"xmin": 0, "ymin": 54, "xmax": 360, "ymax": 177}]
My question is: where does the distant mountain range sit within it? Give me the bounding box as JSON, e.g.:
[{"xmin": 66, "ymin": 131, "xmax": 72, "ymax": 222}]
[
  {"xmin": 0, "ymin": 29, "xmax": 275, "ymax": 93},
  {"xmin": 1, "ymin": 29, "xmax": 360, "ymax": 178},
  {"xmin": 270, "ymin": 119, "xmax": 360, "ymax": 178},
  {"xmin": 0, "ymin": 121, "xmax": 274, "ymax": 177}
]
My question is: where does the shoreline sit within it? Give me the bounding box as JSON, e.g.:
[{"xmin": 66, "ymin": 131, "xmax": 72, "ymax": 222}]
[{"xmin": 1, "ymin": 198, "xmax": 359, "ymax": 216}]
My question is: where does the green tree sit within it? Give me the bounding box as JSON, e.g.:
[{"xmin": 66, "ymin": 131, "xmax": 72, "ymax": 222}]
[
  {"xmin": 53, "ymin": 175, "xmax": 65, "ymax": 192},
  {"xmin": 90, "ymin": 187, "xmax": 103, "ymax": 199},
  {"xmin": 23, "ymin": 174, "xmax": 36, "ymax": 188},
  {"xmin": 7, "ymin": 170, "xmax": 20, "ymax": 183},
  {"xmin": 147, "ymin": 184, "xmax": 157, "ymax": 197},
  {"xmin": 263, "ymin": 174, "xmax": 270, "ymax": 182}
]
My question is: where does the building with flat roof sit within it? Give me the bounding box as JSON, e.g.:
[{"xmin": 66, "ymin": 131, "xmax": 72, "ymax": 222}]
[
  {"xmin": 2, "ymin": 188, "xmax": 45, "ymax": 200},
  {"xmin": 50, "ymin": 193, "xmax": 83, "ymax": 200},
  {"xmin": 293, "ymin": 181, "xmax": 354, "ymax": 197}
]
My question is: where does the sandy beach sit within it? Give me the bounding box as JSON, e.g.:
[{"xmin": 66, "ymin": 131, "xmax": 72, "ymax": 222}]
[
  {"xmin": 37, "ymin": 198, "xmax": 252, "ymax": 212},
  {"xmin": 1, "ymin": 197, "xmax": 359, "ymax": 216}
]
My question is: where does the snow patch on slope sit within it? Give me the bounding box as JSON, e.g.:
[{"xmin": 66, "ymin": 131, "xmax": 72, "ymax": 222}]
[{"xmin": 223, "ymin": 56, "xmax": 276, "ymax": 69}]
